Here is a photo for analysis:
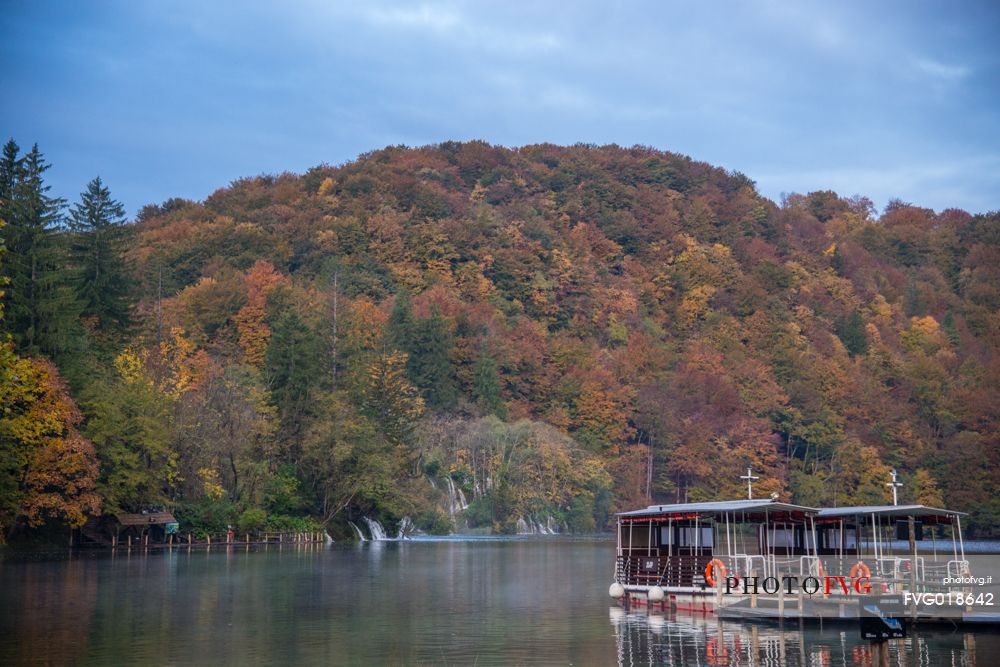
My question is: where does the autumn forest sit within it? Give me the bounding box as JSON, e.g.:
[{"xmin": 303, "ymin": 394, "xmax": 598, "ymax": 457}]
[{"xmin": 1, "ymin": 140, "xmax": 998, "ymax": 543}]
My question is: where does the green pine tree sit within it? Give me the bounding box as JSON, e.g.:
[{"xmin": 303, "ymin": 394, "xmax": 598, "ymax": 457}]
[
  {"xmin": 0, "ymin": 140, "xmax": 22, "ymax": 209},
  {"xmin": 473, "ymin": 344, "xmax": 507, "ymax": 419},
  {"xmin": 409, "ymin": 306, "xmax": 458, "ymax": 410},
  {"xmin": 265, "ymin": 309, "xmax": 323, "ymax": 448},
  {"xmin": 942, "ymin": 311, "xmax": 960, "ymax": 348},
  {"xmin": 837, "ymin": 310, "xmax": 868, "ymax": 357},
  {"xmin": 387, "ymin": 289, "xmax": 416, "ymax": 351},
  {"xmin": 68, "ymin": 176, "xmax": 131, "ymax": 330},
  {"xmin": 0, "ymin": 142, "xmax": 81, "ymax": 363}
]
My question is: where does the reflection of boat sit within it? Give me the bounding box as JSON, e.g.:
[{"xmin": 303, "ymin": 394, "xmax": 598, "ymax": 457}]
[
  {"xmin": 608, "ymin": 608, "xmax": 991, "ymax": 667},
  {"xmin": 608, "ymin": 473, "xmax": 990, "ymax": 624}
]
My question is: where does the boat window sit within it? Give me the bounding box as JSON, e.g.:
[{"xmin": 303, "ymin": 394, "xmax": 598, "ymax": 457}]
[
  {"xmin": 823, "ymin": 528, "xmax": 857, "ymax": 549},
  {"xmin": 803, "ymin": 528, "xmax": 816, "ymax": 550},
  {"xmin": 824, "ymin": 528, "xmax": 842, "ymax": 549},
  {"xmin": 676, "ymin": 527, "xmax": 713, "ymax": 548},
  {"xmin": 768, "ymin": 528, "xmax": 795, "ymax": 548},
  {"xmin": 844, "ymin": 528, "xmax": 857, "ymax": 549},
  {"xmin": 660, "ymin": 527, "xmax": 673, "ymax": 546}
]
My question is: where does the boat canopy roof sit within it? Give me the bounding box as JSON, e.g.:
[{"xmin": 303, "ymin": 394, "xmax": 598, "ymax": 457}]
[
  {"xmin": 617, "ymin": 499, "xmax": 817, "ymax": 521},
  {"xmin": 817, "ymin": 505, "xmax": 967, "ymax": 523}
]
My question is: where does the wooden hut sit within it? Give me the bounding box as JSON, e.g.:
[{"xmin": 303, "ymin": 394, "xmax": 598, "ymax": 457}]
[{"xmin": 112, "ymin": 511, "xmax": 180, "ymax": 545}]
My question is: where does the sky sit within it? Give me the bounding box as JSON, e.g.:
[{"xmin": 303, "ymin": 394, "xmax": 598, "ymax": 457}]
[{"xmin": 2, "ymin": 1, "xmax": 999, "ymax": 218}]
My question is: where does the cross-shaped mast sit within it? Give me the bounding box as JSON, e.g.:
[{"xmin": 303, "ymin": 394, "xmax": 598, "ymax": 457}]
[
  {"xmin": 740, "ymin": 467, "xmax": 759, "ymax": 500},
  {"xmin": 886, "ymin": 468, "xmax": 903, "ymax": 506}
]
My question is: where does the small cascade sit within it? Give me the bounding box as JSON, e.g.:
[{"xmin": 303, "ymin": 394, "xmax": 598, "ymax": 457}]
[
  {"xmin": 515, "ymin": 515, "xmax": 561, "ymax": 535},
  {"xmin": 363, "ymin": 517, "xmax": 387, "ymax": 541},
  {"xmin": 349, "ymin": 521, "xmax": 367, "ymax": 542},
  {"xmin": 396, "ymin": 516, "xmax": 414, "ymax": 540},
  {"xmin": 445, "ymin": 477, "xmax": 469, "ymax": 519}
]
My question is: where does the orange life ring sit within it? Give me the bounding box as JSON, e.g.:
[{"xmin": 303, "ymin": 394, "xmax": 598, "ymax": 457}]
[
  {"xmin": 850, "ymin": 561, "xmax": 871, "ymax": 579},
  {"xmin": 705, "ymin": 558, "xmax": 726, "ymax": 587}
]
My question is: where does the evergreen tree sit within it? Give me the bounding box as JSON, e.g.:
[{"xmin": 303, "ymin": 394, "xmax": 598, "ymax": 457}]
[
  {"xmin": 68, "ymin": 176, "xmax": 130, "ymax": 329},
  {"xmin": 409, "ymin": 306, "xmax": 458, "ymax": 410},
  {"xmin": 942, "ymin": 311, "xmax": 960, "ymax": 348},
  {"xmin": 831, "ymin": 244, "xmax": 845, "ymax": 276},
  {"xmin": 265, "ymin": 309, "xmax": 323, "ymax": 448},
  {"xmin": 473, "ymin": 344, "xmax": 506, "ymax": 419},
  {"xmin": 387, "ymin": 293, "xmax": 457, "ymax": 410},
  {"xmin": 904, "ymin": 273, "xmax": 925, "ymax": 317},
  {"xmin": 837, "ymin": 310, "xmax": 868, "ymax": 357},
  {"xmin": 387, "ymin": 289, "xmax": 416, "ymax": 350},
  {"xmin": 0, "ymin": 142, "xmax": 80, "ymax": 362},
  {"xmin": 0, "ymin": 140, "xmax": 22, "ymax": 210}
]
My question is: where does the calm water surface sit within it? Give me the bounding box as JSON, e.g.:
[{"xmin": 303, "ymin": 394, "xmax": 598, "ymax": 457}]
[{"xmin": 1, "ymin": 537, "xmax": 996, "ymax": 665}]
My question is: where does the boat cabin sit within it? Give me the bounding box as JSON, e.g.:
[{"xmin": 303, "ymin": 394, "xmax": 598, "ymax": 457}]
[
  {"xmin": 615, "ymin": 499, "xmax": 820, "ymax": 592},
  {"xmin": 815, "ymin": 504, "xmax": 969, "ymax": 581}
]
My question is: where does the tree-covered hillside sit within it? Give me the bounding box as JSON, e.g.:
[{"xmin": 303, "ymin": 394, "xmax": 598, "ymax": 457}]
[{"xmin": 3, "ymin": 140, "xmax": 999, "ymax": 540}]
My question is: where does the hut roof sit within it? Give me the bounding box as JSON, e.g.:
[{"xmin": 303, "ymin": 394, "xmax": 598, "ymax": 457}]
[{"xmin": 115, "ymin": 511, "xmax": 178, "ymax": 526}]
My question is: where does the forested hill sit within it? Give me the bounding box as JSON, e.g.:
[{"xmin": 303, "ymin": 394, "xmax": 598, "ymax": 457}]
[{"xmin": 2, "ymin": 141, "xmax": 999, "ymax": 541}]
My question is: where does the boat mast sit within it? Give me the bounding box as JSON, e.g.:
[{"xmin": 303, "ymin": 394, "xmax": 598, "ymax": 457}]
[
  {"xmin": 886, "ymin": 469, "xmax": 903, "ymax": 506},
  {"xmin": 740, "ymin": 467, "xmax": 759, "ymax": 500}
]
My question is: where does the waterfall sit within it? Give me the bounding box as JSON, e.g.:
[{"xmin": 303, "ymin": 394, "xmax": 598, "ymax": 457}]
[
  {"xmin": 445, "ymin": 477, "xmax": 469, "ymax": 519},
  {"xmin": 363, "ymin": 517, "xmax": 387, "ymax": 541},
  {"xmin": 515, "ymin": 515, "xmax": 561, "ymax": 535},
  {"xmin": 348, "ymin": 521, "xmax": 367, "ymax": 542},
  {"xmin": 396, "ymin": 516, "xmax": 414, "ymax": 540}
]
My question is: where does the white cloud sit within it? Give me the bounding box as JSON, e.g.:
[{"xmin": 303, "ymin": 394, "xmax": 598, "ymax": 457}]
[
  {"xmin": 914, "ymin": 57, "xmax": 970, "ymax": 82},
  {"xmin": 364, "ymin": 4, "xmax": 461, "ymax": 32}
]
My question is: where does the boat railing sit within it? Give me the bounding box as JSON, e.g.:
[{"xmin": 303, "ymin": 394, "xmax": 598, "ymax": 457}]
[
  {"xmin": 615, "ymin": 554, "xmax": 712, "ymax": 588},
  {"xmin": 874, "ymin": 556, "xmax": 925, "ymax": 582},
  {"xmin": 799, "ymin": 555, "xmax": 822, "ymax": 577},
  {"xmin": 946, "ymin": 559, "xmax": 971, "ymax": 577}
]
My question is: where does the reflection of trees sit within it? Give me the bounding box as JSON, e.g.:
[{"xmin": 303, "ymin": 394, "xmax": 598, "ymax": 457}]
[{"xmin": 11, "ymin": 557, "xmax": 98, "ymax": 663}]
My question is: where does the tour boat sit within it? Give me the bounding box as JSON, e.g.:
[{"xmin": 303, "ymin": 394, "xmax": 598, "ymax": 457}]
[{"xmin": 608, "ymin": 472, "xmax": 988, "ymax": 624}]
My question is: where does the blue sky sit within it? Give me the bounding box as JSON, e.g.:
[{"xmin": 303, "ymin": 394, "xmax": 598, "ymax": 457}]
[{"xmin": 2, "ymin": 1, "xmax": 998, "ymax": 217}]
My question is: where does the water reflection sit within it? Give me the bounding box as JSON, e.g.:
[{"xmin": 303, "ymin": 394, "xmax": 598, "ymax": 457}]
[
  {"xmin": 1, "ymin": 539, "xmax": 995, "ymax": 666},
  {"xmin": 610, "ymin": 607, "xmax": 995, "ymax": 666}
]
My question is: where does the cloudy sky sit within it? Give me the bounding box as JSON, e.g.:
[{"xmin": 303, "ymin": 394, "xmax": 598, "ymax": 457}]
[{"xmin": 2, "ymin": 1, "xmax": 998, "ymax": 217}]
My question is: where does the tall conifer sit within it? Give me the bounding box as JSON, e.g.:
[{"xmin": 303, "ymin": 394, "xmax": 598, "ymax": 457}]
[
  {"xmin": 0, "ymin": 142, "xmax": 80, "ymax": 361},
  {"xmin": 68, "ymin": 176, "xmax": 131, "ymax": 329}
]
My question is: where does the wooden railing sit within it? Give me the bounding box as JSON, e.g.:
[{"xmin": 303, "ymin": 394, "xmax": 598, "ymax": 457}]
[
  {"xmin": 108, "ymin": 531, "xmax": 326, "ymax": 548},
  {"xmin": 616, "ymin": 554, "xmax": 713, "ymax": 588}
]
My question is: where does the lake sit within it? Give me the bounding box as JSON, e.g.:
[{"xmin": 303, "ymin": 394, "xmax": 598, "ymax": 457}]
[{"xmin": 2, "ymin": 536, "xmax": 997, "ymax": 665}]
